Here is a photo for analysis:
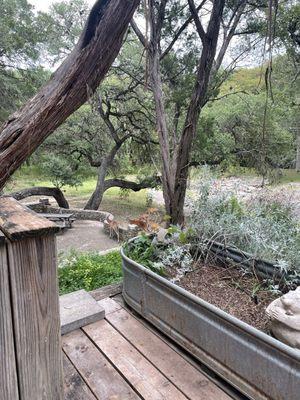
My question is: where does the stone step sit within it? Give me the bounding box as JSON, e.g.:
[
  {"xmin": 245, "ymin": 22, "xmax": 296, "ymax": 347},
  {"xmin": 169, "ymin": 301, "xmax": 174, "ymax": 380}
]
[{"xmin": 60, "ymin": 289, "xmax": 105, "ymax": 335}]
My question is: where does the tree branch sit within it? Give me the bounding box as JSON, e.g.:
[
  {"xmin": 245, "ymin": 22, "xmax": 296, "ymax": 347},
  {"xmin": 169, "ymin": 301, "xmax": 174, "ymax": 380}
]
[
  {"xmin": 161, "ymin": 0, "xmax": 207, "ymax": 59},
  {"xmin": 188, "ymin": 0, "xmax": 207, "ymax": 44},
  {"xmin": 130, "ymin": 19, "xmax": 147, "ymax": 47},
  {"xmin": 104, "ymin": 175, "xmax": 161, "ymax": 191},
  {"xmin": 9, "ymin": 186, "xmax": 69, "ymax": 208}
]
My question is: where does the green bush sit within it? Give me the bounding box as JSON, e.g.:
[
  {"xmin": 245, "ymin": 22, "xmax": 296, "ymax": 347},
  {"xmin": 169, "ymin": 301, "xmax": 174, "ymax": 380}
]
[
  {"xmin": 189, "ymin": 177, "xmax": 300, "ymax": 276},
  {"xmin": 58, "ymin": 250, "xmax": 123, "ymax": 295}
]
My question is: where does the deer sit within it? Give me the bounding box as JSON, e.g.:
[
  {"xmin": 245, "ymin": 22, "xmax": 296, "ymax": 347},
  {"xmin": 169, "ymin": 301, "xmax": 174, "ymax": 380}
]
[{"xmin": 105, "ymin": 215, "xmax": 120, "ymax": 242}]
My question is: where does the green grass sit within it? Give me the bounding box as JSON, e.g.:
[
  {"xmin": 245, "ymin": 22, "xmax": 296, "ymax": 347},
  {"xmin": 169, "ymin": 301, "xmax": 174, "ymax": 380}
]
[
  {"xmin": 58, "ymin": 250, "xmax": 123, "ymax": 295},
  {"xmin": 276, "ymin": 169, "xmax": 300, "ymax": 184},
  {"xmin": 4, "ymin": 166, "xmax": 154, "ymax": 221}
]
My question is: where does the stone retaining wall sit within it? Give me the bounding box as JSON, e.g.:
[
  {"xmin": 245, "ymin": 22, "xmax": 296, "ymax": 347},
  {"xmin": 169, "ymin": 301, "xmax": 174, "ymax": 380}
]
[
  {"xmin": 28, "ymin": 202, "xmax": 140, "ymax": 242},
  {"xmin": 28, "ymin": 203, "xmax": 111, "ymax": 222}
]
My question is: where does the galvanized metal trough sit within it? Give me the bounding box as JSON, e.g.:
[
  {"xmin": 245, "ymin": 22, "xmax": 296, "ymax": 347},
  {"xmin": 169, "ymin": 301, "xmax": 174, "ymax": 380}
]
[{"xmin": 121, "ymin": 246, "xmax": 300, "ymax": 400}]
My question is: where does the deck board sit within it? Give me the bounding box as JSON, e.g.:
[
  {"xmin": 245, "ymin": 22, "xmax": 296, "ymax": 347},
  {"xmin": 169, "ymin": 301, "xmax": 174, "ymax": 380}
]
[
  {"xmin": 63, "ymin": 355, "xmax": 97, "ymax": 400},
  {"xmin": 63, "ymin": 330, "xmax": 140, "ymax": 400},
  {"xmin": 100, "ymin": 298, "xmax": 230, "ymax": 400},
  {"xmin": 84, "ymin": 320, "xmax": 188, "ymax": 400},
  {"xmin": 63, "ymin": 295, "xmax": 234, "ymax": 400}
]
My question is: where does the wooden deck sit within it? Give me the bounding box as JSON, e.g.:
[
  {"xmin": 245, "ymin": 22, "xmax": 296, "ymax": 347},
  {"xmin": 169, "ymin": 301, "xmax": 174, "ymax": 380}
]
[{"xmin": 62, "ymin": 296, "xmax": 235, "ymax": 400}]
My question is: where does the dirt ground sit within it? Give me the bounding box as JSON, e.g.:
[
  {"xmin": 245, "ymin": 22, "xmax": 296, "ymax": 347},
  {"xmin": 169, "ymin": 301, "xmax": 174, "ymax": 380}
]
[
  {"xmin": 56, "ymin": 220, "xmax": 118, "ymax": 254},
  {"xmin": 178, "ymin": 261, "xmax": 279, "ymax": 332}
]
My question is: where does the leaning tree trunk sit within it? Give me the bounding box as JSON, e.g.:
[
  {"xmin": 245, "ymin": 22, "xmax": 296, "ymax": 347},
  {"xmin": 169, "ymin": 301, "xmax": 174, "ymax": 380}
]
[
  {"xmin": 0, "ymin": 0, "xmax": 139, "ymax": 191},
  {"xmin": 10, "ymin": 186, "xmax": 69, "ymax": 208},
  {"xmin": 85, "ymin": 174, "xmax": 161, "ymax": 210},
  {"xmin": 84, "ymin": 161, "xmax": 109, "ymax": 210}
]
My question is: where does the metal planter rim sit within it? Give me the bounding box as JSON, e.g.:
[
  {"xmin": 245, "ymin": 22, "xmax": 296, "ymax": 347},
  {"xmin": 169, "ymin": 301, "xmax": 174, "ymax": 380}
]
[{"xmin": 121, "ymin": 243, "xmax": 300, "ymax": 361}]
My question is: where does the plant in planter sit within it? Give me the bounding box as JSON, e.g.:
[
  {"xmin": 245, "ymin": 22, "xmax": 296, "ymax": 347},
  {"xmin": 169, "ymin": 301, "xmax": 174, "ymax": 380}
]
[
  {"xmin": 121, "ymin": 183, "xmax": 300, "ymax": 400},
  {"xmin": 124, "ymin": 230, "xmax": 194, "ymax": 281}
]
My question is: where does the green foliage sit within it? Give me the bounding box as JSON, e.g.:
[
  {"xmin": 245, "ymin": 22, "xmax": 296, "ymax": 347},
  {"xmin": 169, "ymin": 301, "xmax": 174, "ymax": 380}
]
[
  {"xmin": 37, "ymin": 0, "xmax": 89, "ymax": 64},
  {"xmin": 124, "ymin": 235, "xmax": 161, "ymax": 272},
  {"xmin": 189, "ymin": 175, "xmax": 300, "ymax": 275},
  {"xmin": 41, "ymin": 155, "xmax": 82, "ymax": 189},
  {"xmin": 0, "ymin": 0, "xmax": 48, "ymax": 121},
  {"xmin": 191, "ymin": 53, "xmax": 299, "ymax": 176},
  {"xmin": 124, "ymin": 233, "xmax": 194, "ymax": 279},
  {"xmin": 118, "ymin": 188, "xmax": 130, "ymax": 200},
  {"xmin": 58, "ymin": 250, "xmax": 123, "ymax": 295}
]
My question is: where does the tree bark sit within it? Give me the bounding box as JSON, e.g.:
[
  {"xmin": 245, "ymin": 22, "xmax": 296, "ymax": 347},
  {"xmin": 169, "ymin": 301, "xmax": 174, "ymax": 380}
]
[
  {"xmin": 296, "ymin": 127, "xmax": 300, "ymax": 172},
  {"xmin": 171, "ymin": 0, "xmax": 225, "ymax": 225},
  {"xmin": 85, "ymin": 174, "xmax": 161, "ymax": 210},
  {"xmin": 0, "ymin": 0, "xmax": 140, "ymax": 191},
  {"xmin": 148, "ymin": 48, "xmax": 175, "ymax": 218},
  {"xmin": 10, "ymin": 186, "xmax": 69, "ymax": 208},
  {"xmin": 104, "ymin": 176, "xmax": 161, "ymax": 191},
  {"xmin": 84, "ymin": 158, "xmax": 110, "ymax": 210}
]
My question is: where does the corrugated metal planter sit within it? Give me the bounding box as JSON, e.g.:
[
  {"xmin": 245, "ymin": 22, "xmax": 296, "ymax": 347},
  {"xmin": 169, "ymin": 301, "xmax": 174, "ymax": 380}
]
[{"xmin": 121, "ymin": 245, "xmax": 300, "ymax": 400}]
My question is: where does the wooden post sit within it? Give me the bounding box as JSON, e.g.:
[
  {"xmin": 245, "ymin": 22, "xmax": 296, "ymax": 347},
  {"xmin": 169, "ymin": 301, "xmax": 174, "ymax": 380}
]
[
  {"xmin": 0, "ymin": 232, "xmax": 19, "ymax": 400},
  {"xmin": 0, "ymin": 197, "xmax": 63, "ymax": 400}
]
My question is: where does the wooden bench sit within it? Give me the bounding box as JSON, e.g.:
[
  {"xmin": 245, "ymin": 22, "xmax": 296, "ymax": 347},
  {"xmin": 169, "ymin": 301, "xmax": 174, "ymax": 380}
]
[{"xmin": 39, "ymin": 213, "xmax": 76, "ymax": 229}]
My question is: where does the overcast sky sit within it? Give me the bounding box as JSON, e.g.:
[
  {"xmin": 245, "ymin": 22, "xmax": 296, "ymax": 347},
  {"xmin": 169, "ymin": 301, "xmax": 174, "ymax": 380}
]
[{"xmin": 28, "ymin": 0, "xmax": 95, "ymax": 12}]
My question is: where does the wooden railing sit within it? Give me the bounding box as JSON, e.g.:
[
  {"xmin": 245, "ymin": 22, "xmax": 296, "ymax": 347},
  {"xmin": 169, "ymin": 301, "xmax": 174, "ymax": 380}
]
[{"xmin": 0, "ymin": 197, "xmax": 63, "ymax": 400}]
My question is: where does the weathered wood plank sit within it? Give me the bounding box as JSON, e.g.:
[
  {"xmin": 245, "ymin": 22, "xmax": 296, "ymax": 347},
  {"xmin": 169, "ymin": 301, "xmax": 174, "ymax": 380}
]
[
  {"xmin": 7, "ymin": 234, "xmax": 63, "ymax": 400},
  {"xmin": 98, "ymin": 297, "xmax": 123, "ymax": 314},
  {"xmin": 0, "ymin": 240, "xmax": 19, "ymax": 400},
  {"xmin": 83, "ymin": 320, "xmax": 188, "ymax": 400},
  {"xmin": 89, "ymin": 282, "xmax": 123, "ymax": 301},
  {"xmin": 60, "ymin": 290, "xmax": 105, "ymax": 335},
  {"xmin": 62, "ymin": 330, "xmax": 140, "ymax": 400},
  {"xmin": 102, "ymin": 298, "xmax": 231, "ymax": 400},
  {"xmin": 0, "ymin": 196, "xmax": 59, "ymax": 241},
  {"xmin": 63, "ymin": 354, "xmax": 97, "ymax": 400},
  {"xmin": 0, "ymin": 231, "xmax": 5, "ymax": 244}
]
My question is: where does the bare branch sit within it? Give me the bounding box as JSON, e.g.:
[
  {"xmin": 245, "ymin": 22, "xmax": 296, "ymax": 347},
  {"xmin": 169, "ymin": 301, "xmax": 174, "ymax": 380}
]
[
  {"xmin": 161, "ymin": 0, "xmax": 207, "ymax": 59},
  {"xmin": 188, "ymin": 0, "xmax": 207, "ymax": 44},
  {"xmin": 130, "ymin": 19, "xmax": 147, "ymax": 48}
]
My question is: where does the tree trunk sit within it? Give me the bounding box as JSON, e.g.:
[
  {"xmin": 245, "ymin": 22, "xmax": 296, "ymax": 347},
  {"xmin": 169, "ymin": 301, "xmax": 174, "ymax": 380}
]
[
  {"xmin": 170, "ymin": 0, "xmax": 225, "ymax": 225},
  {"xmin": 0, "ymin": 0, "xmax": 140, "ymax": 191},
  {"xmin": 296, "ymin": 127, "xmax": 300, "ymax": 172},
  {"xmin": 84, "ymin": 161, "xmax": 108, "ymax": 210},
  {"xmin": 10, "ymin": 186, "xmax": 69, "ymax": 208},
  {"xmin": 85, "ymin": 171, "xmax": 161, "ymax": 210},
  {"xmin": 148, "ymin": 46, "xmax": 175, "ymax": 220}
]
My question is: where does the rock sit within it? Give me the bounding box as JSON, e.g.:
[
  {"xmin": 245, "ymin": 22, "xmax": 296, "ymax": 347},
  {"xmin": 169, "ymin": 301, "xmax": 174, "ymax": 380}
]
[
  {"xmin": 266, "ymin": 287, "xmax": 300, "ymax": 349},
  {"xmin": 156, "ymin": 227, "xmax": 168, "ymax": 242}
]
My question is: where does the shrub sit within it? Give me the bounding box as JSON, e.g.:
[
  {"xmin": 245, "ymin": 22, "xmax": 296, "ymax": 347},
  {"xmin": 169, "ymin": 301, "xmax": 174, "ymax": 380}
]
[
  {"xmin": 124, "ymin": 233, "xmax": 193, "ymax": 281},
  {"xmin": 188, "ymin": 177, "xmax": 300, "ymax": 276},
  {"xmin": 58, "ymin": 250, "xmax": 122, "ymax": 295}
]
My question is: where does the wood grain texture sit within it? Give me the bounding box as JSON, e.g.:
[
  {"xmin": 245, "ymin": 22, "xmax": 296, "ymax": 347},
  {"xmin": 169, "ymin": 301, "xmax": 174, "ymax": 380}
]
[
  {"xmin": 83, "ymin": 320, "xmax": 188, "ymax": 400},
  {"xmin": 97, "ymin": 297, "xmax": 123, "ymax": 314},
  {"xmin": 103, "ymin": 299, "xmax": 231, "ymax": 400},
  {"xmin": 7, "ymin": 234, "xmax": 63, "ymax": 400},
  {"xmin": 0, "ymin": 231, "xmax": 5, "ymax": 244},
  {"xmin": 63, "ymin": 355, "xmax": 97, "ymax": 400},
  {"xmin": 89, "ymin": 282, "xmax": 122, "ymax": 301},
  {"xmin": 62, "ymin": 330, "xmax": 140, "ymax": 400},
  {"xmin": 0, "ymin": 241, "xmax": 19, "ymax": 400},
  {"xmin": 0, "ymin": 0, "xmax": 140, "ymax": 190},
  {"xmin": 0, "ymin": 197, "xmax": 59, "ymax": 241}
]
